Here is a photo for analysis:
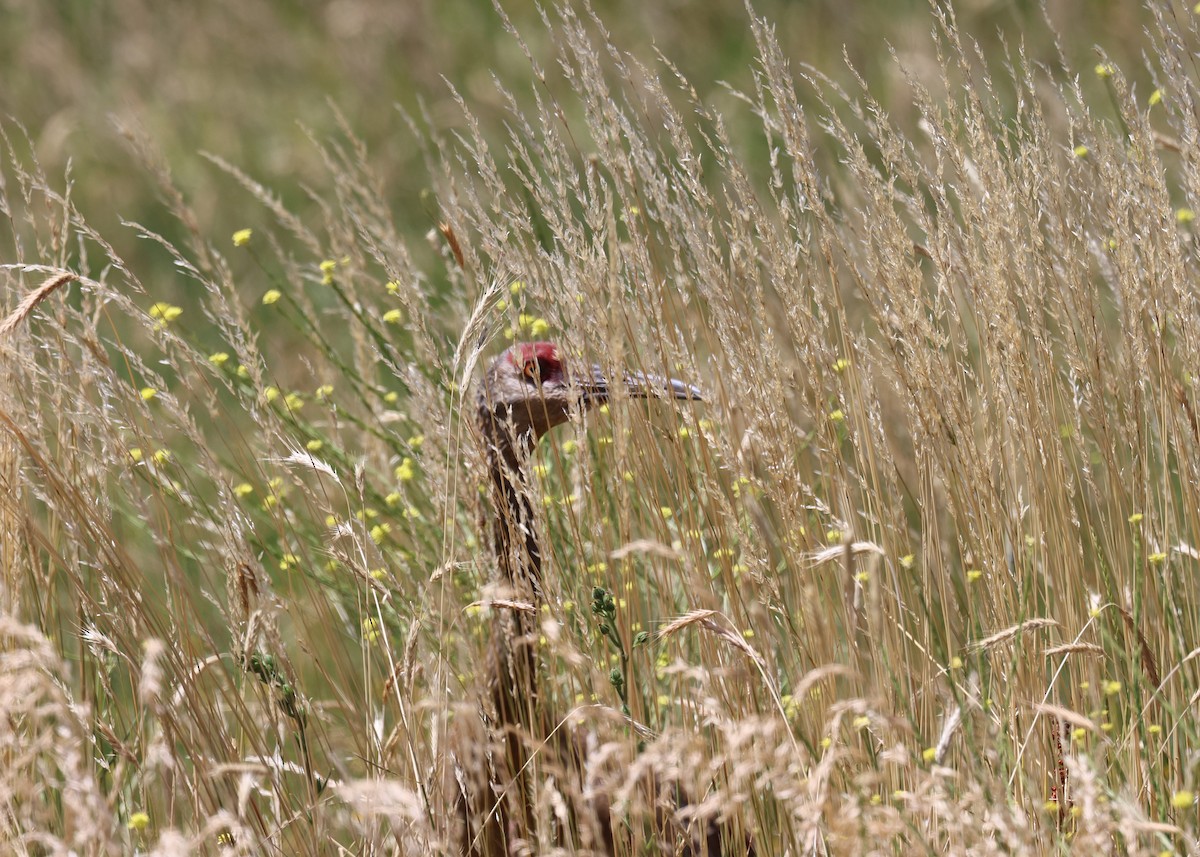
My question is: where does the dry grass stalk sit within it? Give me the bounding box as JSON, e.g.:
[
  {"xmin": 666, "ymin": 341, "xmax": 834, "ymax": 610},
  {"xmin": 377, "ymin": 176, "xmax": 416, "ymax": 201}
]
[
  {"xmin": 969, "ymin": 619, "xmax": 1059, "ymax": 652},
  {"xmin": 1044, "ymin": 643, "xmax": 1104, "ymax": 657},
  {"xmin": 0, "ymin": 271, "xmax": 76, "ymax": 337}
]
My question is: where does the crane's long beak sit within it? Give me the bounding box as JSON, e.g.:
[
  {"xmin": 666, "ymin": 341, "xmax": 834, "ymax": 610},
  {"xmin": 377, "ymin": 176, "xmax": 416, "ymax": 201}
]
[{"xmin": 581, "ymin": 364, "xmax": 704, "ymax": 403}]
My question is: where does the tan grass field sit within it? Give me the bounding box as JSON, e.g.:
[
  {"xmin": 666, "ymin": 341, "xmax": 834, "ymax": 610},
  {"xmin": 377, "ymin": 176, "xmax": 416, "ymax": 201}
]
[{"xmin": 3, "ymin": 1, "xmax": 1200, "ymax": 854}]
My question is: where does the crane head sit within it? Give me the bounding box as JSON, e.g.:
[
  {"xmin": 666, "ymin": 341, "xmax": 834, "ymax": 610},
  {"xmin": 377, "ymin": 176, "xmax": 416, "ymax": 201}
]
[{"xmin": 478, "ymin": 341, "xmax": 702, "ymax": 445}]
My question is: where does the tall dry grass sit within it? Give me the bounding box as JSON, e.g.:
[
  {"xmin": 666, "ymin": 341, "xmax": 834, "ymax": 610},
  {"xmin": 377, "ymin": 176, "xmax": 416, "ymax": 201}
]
[{"xmin": 3, "ymin": 2, "xmax": 1200, "ymax": 853}]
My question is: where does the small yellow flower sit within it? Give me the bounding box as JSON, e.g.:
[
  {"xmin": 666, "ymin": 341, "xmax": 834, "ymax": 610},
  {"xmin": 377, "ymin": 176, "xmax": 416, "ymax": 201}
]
[
  {"xmin": 370, "ymin": 568, "xmax": 386, "ymax": 580},
  {"xmin": 209, "ymin": 352, "xmax": 230, "ymax": 366},
  {"xmin": 660, "ymin": 506, "xmax": 674, "ymax": 519},
  {"xmin": 264, "ymin": 386, "xmax": 280, "ymax": 403},
  {"xmin": 949, "ymin": 656, "xmax": 963, "ymax": 670},
  {"xmin": 140, "ymin": 387, "xmax": 158, "ymax": 401},
  {"xmin": 320, "ymin": 259, "xmax": 337, "ymax": 275},
  {"xmin": 1172, "ymin": 790, "xmax": 1194, "ymax": 809},
  {"xmin": 236, "ymin": 364, "xmax": 249, "ymax": 378},
  {"xmin": 966, "ymin": 569, "xmax": 983, "ymax": 582},
  {"xmin": 1043, "ymin": 800, "xmax": 1059, "ymax": 813},
  {"xmin": 232, "ymin": 229, "xmax": 253, "ymax": 247},
  {"xmin": 826, "ymin": 528, "xmax": 843, "ymax": 543},
  {"xmin": 370, "ymin": 523, "xmax": 391, "ymax": 544},
  {"xmin": 324, "ymin": 515, "xmax": 337, "ymax": 527},
  {"xmin": 362, "ymin": 617, "xmax": 380, "ymax": 643},
  {"xmin": 853, "ymin": 716, "xmax": 870, "ymax": 729},
  {"xmin": 820, "ymin": 736, "xmax": 832, "ymax": 749},
  {"xmin": 1100, "ymin": 722, "xmax": 1114, "ymax": 733},
  {"xmin": 1178, "ymin": 208, "xmax": 1196, "ymax": 225},
  {"xmin": 1095, "ymin": 63, "xmax": 1115, "ymax": 78},
  {"xmin": 383, "ymin": 491, "xmax": 402, "ymax": 508},
  {"xmin": 1149, "ymin": 724, "xmax": 1162, "ymax": 734},
  {"xmin": 1103, "ymin": 680, "xmax": 1122, "ymax": 696},
  {"xmin": 383, "ymin": 391, "xmax": 398, "ymax": 404},
  {"xmin": 530, "ymin": 318, "xmax": 550, "ymax": 337},
  {"xmin": 129, "ymin": 448, "xmax": 143, "ymax": 462},
  {"xmin": 152, "ymin": 449, "xmax": 170, "ymax": 465},
  {"xmin": 1072, "ymin": 728, "xmax": 1087, "ymax": 742},
  {"xmin": 261, "ymin": 289, "xmax": 282, "ymax": 305},
  {"xmin": 149, "ymin": 302, "xmax": 182, "ymax": 323},
  {"xmin": 127, "ymin": 811, "xmax": 150, "ymax": 830},
  {"xmin": 899, "ymin": 554, "xmax": 915, "ymax": 569},
  {"xmin": 922, "ymin": 747, "xmax": 937, "ymax": 763},
  {"xmin": 1149, "ymin": 552, "xmax": 1168, "ymax": 565},
  {"xmin": 1128, "ymin": 512, "xmax": 1144, "ymax": 524},
  {"xmin": 394, "ymin": 458, "xmax": 416, "ymax": 482},
  {"xmin": 408, "ymin": 434, "xmax": 425, "ymax": 449},
  {"xmin": 510, "ymin": 280, "xmax": 526, "ymax": 295},
  {"xmin": 833, "ymin": 358, "xmax": 851, "ymax": 373},
  {"xmin": 382, "ymin": 309, "xmax": 403, "ymax": 324},
  {"xmin": 284, "ymin": 392, "xmax": 304, "ymax": 411},
  {"xmin": 1073, "ymin": 144, "xmax": 1090, "ymax": 158},
  {"xmin": 305, "ymin": 439, "xmax": 323, "ymax": 452},
  {"xmin": 741, "ymin": 628, "xmax": 755, "ymax": 639},
  {"xmin": 385, "ymin": 280, "xmax": 400, "ymax": 294},
  {"xmin": 678, "ymin": 426, "xmax": 691, "ymax": 439},
  {"xmin": 315, "ymin": 384, "xmax": 334, "ymax": 399},
  {"xmin": 829, "ymin": 409, "xmax": 846, "ymax": 423},
  {"xmin": 279, "ymin": 553, "xmax": 299, "ymax": 570},
  {"xmin": 561, "ymin": 439, "xmax": 578, "ymax": 454},
  {"xmin": 233, "ymin": 482, "xmax": 253, "ymax": 497},
  {"xmin": 1149, "ymin": 89, "xmax": 1163, "ymax": 107}
]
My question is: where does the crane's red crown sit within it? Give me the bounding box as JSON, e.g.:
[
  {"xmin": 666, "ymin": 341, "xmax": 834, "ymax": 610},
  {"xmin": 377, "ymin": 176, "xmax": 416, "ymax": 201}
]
[{"xmin": 508, "ymin": 341, "xmax": 565, "ymax": 385}]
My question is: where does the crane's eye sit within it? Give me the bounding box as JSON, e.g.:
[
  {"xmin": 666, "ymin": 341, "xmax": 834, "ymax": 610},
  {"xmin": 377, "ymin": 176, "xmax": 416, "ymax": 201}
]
[{"xmin": 523, "ymin": 360, "xmax": 540, "ymax": 383}]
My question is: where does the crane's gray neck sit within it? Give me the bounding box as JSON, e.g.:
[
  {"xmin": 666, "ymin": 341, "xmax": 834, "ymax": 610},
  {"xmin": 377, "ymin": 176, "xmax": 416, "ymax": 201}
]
[{"xmin": 478, "ymin": 403, "xmax": 543, "ymax": 599}]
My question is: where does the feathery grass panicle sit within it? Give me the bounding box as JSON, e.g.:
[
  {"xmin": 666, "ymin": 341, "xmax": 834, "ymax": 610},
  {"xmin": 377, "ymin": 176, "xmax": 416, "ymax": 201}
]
[{"xmin": 0, "ymin": 271, "xmax": 76, "ymax": 337}]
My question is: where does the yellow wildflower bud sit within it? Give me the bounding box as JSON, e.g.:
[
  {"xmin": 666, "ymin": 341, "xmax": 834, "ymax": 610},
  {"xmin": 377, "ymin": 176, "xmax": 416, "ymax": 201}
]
[
  {"xmin": 394, "ymin": 458, "xmax": 416, "ymax": 482},
  {"xmin": 232, "ymin": 228, "xmax": 253, "ymax": 247}
]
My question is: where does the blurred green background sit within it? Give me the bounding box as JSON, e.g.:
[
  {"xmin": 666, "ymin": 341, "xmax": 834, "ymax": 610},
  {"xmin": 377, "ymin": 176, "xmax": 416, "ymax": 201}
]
[{"xmin": 0, "ymin": 0, "xmax": 1157, "ymax": 291}]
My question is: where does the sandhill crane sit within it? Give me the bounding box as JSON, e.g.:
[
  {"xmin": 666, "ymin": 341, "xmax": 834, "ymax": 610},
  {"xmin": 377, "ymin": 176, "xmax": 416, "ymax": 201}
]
[{"xmin": 459, "ymin": 341, "xmax": 717, "ymax": 856}]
